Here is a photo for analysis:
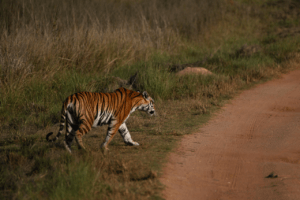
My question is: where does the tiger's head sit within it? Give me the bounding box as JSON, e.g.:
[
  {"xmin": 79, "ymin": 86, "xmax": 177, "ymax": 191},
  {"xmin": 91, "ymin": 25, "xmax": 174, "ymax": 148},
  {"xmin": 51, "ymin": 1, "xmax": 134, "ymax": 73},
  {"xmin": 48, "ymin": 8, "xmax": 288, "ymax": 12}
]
[{"xmin": 136, "ymin": 91, "xmax": 156, "ymax": 116}]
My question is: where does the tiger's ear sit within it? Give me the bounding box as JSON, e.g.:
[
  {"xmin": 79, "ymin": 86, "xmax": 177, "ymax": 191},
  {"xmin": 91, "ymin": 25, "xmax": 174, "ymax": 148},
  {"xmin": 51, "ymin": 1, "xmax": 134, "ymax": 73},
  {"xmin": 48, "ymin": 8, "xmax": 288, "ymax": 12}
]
[{"xmin": 142, "ymin": 91, "xmax": 149, "ymax": 99}]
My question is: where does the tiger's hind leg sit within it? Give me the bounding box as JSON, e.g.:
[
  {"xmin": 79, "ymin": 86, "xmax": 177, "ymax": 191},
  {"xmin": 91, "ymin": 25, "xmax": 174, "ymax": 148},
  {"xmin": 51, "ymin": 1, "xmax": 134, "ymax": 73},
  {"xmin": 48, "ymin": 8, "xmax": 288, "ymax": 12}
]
[
  {"xmin": 64, "ymin": 121, "xmax": 77, "ymax": 154},
  {"xmin": 74, "ymin": 124, "xmax": 91, "ymax": 151},
  {"xmin": 118, "ymin": 123, "xmax": 139, "ymax": 146},
  {"xmin": 64, "ymin": 123, "xmax": 90, "ymax": 153}
]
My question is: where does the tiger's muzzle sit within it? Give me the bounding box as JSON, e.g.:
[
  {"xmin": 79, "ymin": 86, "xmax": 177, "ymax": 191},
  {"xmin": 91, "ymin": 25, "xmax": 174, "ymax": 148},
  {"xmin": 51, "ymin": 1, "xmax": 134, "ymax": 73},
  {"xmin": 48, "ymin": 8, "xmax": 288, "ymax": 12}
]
[{"xmin": 148, "ymin": 109, "xmax": 156, "ymax": 116}]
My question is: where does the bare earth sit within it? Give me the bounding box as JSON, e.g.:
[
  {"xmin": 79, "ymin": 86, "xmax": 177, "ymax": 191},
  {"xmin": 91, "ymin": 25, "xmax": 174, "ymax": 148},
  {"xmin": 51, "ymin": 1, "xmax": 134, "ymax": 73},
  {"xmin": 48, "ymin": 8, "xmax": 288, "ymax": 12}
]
[{"xmin": 160, "ymin": 70, "xmax": 300, "ymax": 200}]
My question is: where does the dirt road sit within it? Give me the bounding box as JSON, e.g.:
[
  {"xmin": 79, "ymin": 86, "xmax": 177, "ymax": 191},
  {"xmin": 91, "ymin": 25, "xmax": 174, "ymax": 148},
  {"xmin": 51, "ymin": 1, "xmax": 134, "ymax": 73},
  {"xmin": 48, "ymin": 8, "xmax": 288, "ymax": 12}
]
[{"xmin": 160, "ymin": 70, "xmax": 300, "ymax": 200}]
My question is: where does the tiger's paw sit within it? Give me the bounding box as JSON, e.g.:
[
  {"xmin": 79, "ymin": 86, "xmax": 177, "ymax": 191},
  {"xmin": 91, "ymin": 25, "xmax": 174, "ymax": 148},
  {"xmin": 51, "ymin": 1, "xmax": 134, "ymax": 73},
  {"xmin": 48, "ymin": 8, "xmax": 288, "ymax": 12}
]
[
  {"xmin": 63, "ymin": 141, "xmax": 72, "ymax": 154},
  {"xmin": 101, "ymin": 147, "xmax": 109, "ymax": 156},
  {"xmin": 126, "ymin": 141, "xmax": 139, "ymax": 146},
  {"xmin": 100, "ymin": 143, "xmax": 109, "ymax": 154},
  {"xmin": 132, "ymin": 141, "xmax": 139, "ymax": 146}
]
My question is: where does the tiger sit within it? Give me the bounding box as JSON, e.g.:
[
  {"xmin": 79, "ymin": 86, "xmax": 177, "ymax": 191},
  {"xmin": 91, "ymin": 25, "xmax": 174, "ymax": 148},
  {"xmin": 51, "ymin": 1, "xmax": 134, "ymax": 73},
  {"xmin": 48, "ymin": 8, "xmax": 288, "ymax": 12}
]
[{"xmin": 46, "ymin": 87, "xmax": 155, "ymax": 153}]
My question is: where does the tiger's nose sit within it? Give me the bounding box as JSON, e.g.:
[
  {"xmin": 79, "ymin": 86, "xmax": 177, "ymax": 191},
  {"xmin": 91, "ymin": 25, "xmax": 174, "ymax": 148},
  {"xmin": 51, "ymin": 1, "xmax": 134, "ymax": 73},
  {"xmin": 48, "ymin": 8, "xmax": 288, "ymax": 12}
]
[{"xmin": 149, "ymin": 111, "xmax": 155, "ymax": 115}]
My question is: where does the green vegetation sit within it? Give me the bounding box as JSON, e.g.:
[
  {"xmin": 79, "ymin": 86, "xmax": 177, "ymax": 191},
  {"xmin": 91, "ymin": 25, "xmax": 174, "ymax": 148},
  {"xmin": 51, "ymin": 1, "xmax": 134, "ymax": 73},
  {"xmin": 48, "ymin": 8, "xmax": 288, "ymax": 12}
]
[{"xmin": 0, "ymin": 0, "xmax": 300, "ymax": 199}]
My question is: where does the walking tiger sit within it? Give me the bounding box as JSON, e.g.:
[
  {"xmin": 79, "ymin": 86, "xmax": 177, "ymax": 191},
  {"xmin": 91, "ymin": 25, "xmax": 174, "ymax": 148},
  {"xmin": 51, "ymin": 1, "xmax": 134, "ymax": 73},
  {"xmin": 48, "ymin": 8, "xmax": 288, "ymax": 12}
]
[{"xmin": 46, "ymin": 87, "xmax": 155, "ymax": 153}]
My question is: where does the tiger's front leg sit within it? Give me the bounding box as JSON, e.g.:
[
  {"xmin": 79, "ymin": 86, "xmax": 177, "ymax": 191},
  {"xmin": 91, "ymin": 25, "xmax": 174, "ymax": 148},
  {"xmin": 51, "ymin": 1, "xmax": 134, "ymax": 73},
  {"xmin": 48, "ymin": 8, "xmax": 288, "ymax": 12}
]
[
  {"xmin": 118, "ymin": 123, "xmax": 139, "ymax": 146},
  {"xmin": 101, "ymin": 121, "xmax": 121, "ymax": 151}
]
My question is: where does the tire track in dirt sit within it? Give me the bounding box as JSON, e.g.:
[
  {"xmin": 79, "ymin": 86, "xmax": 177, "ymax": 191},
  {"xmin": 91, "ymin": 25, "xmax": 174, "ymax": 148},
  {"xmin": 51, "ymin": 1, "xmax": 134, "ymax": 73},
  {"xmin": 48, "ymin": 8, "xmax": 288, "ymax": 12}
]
[{"xmin": 160, "ymin": 69, "xmax": 300, "ymax": 200}]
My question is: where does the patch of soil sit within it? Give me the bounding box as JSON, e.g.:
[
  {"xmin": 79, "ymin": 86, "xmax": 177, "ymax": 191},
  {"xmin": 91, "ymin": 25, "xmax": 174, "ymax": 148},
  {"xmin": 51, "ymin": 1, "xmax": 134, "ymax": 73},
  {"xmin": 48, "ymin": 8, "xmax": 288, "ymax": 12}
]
[{"xmin": 160, "ymin": 69, "xmax": 300, "ymax": 200}]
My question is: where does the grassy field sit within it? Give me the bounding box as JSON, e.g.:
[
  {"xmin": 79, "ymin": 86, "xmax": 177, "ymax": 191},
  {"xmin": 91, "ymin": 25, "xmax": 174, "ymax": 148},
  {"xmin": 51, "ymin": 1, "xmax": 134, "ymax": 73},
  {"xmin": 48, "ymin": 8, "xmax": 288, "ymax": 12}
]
[{"xmin": 0, "ymin": 0, "xmax": 300, "ymax": 199}]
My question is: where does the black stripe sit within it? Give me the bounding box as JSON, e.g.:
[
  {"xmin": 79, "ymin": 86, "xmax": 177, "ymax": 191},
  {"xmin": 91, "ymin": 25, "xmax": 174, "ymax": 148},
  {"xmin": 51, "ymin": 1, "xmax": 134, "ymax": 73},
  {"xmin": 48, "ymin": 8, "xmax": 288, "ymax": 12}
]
[
  {"xmin": 132, "ymin": 99, "xmax": 142, "ymax": 108},
  {"xmin": 118, "ymin": 88, "xmax": 124, "ymax": 101},
  {"xmin": 94, "ymin": 102, "xmax": 99, "ymax": 120}
]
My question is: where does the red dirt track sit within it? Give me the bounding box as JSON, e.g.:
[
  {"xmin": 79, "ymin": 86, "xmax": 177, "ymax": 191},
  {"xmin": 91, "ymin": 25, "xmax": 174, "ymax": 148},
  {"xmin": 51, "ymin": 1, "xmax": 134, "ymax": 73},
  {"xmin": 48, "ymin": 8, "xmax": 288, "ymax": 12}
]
[{"xmin": 161, "ymin": 70, "xmax": 300, "ymax": 200}]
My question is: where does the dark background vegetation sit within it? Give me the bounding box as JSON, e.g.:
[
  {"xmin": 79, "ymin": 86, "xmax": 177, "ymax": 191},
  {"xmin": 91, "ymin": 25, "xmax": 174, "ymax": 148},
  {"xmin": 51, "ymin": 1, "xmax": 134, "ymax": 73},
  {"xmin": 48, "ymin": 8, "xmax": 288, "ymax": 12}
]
[{"xmin": 0, "ymin": 0, "xmax": 300, "ymax": 199}]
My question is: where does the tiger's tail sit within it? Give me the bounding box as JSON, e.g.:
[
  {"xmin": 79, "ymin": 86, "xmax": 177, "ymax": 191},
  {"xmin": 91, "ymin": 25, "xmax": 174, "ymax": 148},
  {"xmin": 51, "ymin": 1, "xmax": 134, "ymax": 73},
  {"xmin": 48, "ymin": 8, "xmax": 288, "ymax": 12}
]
[{"xmin": 46, "ymin": 103, "xmax": 67, "ymax": 142}]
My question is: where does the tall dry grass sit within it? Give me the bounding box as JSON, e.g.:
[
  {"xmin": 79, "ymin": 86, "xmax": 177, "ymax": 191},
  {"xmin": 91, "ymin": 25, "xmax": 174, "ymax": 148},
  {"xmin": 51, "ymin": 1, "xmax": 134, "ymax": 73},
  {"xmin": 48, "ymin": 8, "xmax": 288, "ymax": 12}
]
[{"xmin": 0, "ymin": 0, "xmax": 228, "ymax": 93}]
